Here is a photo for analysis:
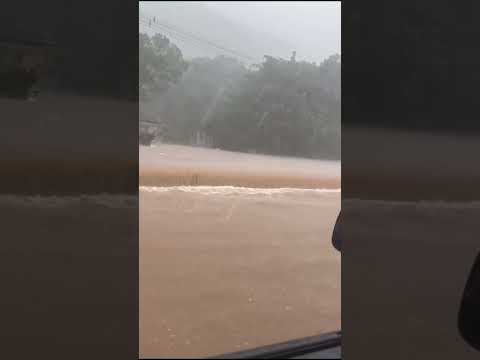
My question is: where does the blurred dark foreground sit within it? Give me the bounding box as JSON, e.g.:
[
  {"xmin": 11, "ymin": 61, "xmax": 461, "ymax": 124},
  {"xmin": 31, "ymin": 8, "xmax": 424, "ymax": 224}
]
[{"xmin": 1, "ymin": 94, "xmax": 137, "ymax": 195}]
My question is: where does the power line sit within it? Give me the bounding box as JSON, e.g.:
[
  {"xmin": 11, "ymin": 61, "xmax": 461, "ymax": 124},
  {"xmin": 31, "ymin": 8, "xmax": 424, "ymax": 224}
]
[
  {"xmin": 139, "ymin": 17, "xmax": 254, "ymax": 62},
  {"xmin": 139, "ymin": 19, "xmax": 237, "ymax": 61},
  {"xmin": 141, "ymin": 14, "xmax": 255, "ymax": 61},
  {"xmin": 139, "ymin": 19, "xmax": 214, "ymax": 54},
  {"xmin": 139, "ymin": 13, "xmax": 257, "ymax": 63},
  {"xmin": 139, "ymin": 22, "xmax": 252, "ymax": 65}
]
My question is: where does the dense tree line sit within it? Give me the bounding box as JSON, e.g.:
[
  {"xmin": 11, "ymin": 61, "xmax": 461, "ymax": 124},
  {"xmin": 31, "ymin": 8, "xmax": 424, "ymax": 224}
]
[
  {"xmin": 139, "ymin": 32, "xmax": 341, "ymax": 160},
  {"xmin": 205, "ymin": 53, "xmax": 340, "ymax": 159}
]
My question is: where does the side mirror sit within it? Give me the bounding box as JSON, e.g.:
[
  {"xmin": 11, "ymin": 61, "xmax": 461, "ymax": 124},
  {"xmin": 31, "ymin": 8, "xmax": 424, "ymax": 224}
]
[
  {"xmin": 458, "ymin": 252, "xmax": 480, "ymax": 351},
  {"xmin": 332, "ymin": 211, "xmax": 342, "ymax": 252}
]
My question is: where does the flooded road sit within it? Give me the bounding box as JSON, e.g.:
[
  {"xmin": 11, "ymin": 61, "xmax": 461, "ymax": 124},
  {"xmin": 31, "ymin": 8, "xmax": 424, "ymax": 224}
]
[
  {"xmin": 139, "ymin": 145, "xmax": 341, "ymax": 358},
  {"xmin": 140, "ymin": 186, "xmax": 341, "ymax": 358},
  {"xmin": 140, "ymin": 144, "xmax": 341, "ymax": 189}
]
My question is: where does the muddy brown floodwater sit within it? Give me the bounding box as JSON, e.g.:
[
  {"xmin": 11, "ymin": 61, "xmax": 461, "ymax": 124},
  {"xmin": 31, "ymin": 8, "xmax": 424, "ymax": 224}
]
[
  {"xmin": 140, "ymin": 145, "xmax": 341, "ymax": 358},
  {"xmin": 140, "ymin": 144, "xmax": 340, "ymax": 189}
]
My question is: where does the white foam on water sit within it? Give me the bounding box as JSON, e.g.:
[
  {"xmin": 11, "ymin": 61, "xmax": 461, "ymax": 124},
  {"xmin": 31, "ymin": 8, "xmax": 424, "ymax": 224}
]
[{"xmin": 140, "ymin": 185, "xmax": 341, "ymax": 196}]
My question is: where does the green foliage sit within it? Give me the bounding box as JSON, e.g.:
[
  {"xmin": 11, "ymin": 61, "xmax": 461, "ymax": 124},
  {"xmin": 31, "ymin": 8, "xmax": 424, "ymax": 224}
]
[
  {"xmin": 140, "ymin": 31, "xmax": 340, "ymax": 160},
  {"xmin": 139, "ymin": 32, "xmax": 188, "ymax": 101},
  {"xmin": 206, "ymin": 53, "xmax": 341, "ymax": 159},
  {"xmin": 159, "ymin": 55, "xmax": 247, "ymax": 144}
]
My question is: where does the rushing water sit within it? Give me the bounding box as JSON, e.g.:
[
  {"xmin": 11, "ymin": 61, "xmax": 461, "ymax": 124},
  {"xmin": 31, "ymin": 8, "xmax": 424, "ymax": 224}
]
[{"xmin": 140, "ymin": 185, "xmax": 340, "ymax": 195}]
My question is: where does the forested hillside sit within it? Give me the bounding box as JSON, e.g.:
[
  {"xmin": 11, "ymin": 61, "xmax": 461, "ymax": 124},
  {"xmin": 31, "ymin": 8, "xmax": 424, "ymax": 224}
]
[{"xmin": 139, "ymin": 32, "xmax": 341, "ymax": 160}]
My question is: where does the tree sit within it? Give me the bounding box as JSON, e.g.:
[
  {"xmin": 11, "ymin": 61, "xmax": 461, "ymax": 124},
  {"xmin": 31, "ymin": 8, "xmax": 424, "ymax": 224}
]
[
  {"xmin": 138, "ymin": 32, "xmax": 341, "ymax": 159},
  {"xmin": 139, "ymin": 33, "xmax": 188, "ymax": 145},
  {"xmin": 157, "ymin": 55, "xmax": 247, "ymax": 145},
  {"xmin": 139, "ymin": 32, "xmax": 188, "ymax": 101},
  {"xmin": 205, "ymin": 53, "xmax": 341, "ymax": 159}
]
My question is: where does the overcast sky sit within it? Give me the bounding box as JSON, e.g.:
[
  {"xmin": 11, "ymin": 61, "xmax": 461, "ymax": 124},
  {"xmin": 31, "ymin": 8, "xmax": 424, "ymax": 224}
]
[
  {"xmin": 139, "ymin": 1, "xmax": 341, "ymax": 63},
  {"xmin": 204, "ymin": 1, "xmax": 341, "ymax": 62}
]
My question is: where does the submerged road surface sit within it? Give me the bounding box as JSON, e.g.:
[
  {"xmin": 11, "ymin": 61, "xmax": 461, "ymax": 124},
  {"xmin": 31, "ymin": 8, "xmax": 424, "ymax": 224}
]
[{"xmin": 140, "ymin": 186, "xmax": 341, "ymax": 358}]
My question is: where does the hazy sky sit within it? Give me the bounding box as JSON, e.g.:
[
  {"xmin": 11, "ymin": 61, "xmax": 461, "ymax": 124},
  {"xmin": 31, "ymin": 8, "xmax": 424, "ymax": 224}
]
[
  {"xmin": 139, "ymin": 1, "xmax": 341, "ymax": 63},
  {"xmin": 204, "ymin": 1, "xmax": 341, "ymax": 62}
]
